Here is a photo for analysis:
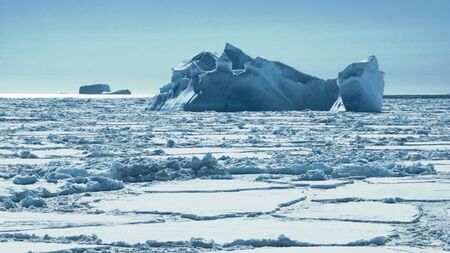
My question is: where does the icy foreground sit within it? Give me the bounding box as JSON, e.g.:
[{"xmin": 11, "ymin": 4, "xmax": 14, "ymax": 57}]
[
  {"xmin": 149, "ymin": 44, "xmax": 385, "ymax": 113},
  {"xmin": 0, "ymin": 97, "xmax": 449, "ymax": 252},
  {"xmin": 148, "ymin": 43, "xmax": 339, "ymax": 111},
  {"xmin": 338, "ymin": 56, "xmax": 385, "ymax": 112}
]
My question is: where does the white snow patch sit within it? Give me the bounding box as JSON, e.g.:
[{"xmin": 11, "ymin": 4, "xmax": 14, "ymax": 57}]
[
  {"xmin": 277, "ymin": 201, "xmax": 418, "ymax": 223},
  {"xmin": 312, "ymin": 180, "xmax": 450, "ymax": 202},
  {"xmin": 139, "ymin": 179, "xmax": 289, "ymax": 193},
  {"xmin": 90, "ymin": 188, "xmax": 305, "ymax": 217},
  {"xmin": 0, "ymin": 211, "xmax": 159, "ymax": 232}
]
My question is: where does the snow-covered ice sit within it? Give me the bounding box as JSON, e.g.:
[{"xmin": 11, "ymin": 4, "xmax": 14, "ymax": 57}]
[
  {"xmin": 138, "ymin": 178, "xmax": 289, "ymax": 192},
  {"xmin": 217, "ymin": 246, "xmax": 445, "ymax": 253},
  {"xmin": 91, "ymin": 188, "xmax": 305, "ymax": 217},
  {"xmin": 0, "ymin": 95, "xmax": 448, "ymax": 252},
  {"xmin": 276, "ymin": 201, "xmax": 418, "ymax": 223},
  {"xmin": 0, "ymin": 241, "xmax": 102, "ymax": 253},
  {"xmin": 26, "ymin": 217, "xmax": 393, "ymax": 246},
  {"xmin": 313, "ymin": 179, "xmax": 450, "ymax": 202}
]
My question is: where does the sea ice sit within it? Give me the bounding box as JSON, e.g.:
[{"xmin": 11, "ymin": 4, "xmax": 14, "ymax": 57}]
[
  {"xmin": 0, "ymin": 241, "xmax": 100, "ymax": 253},
  {"xmin": 219, "ymin": 246, "xmax": 445, "ymax": 253},
  {"xmin": 312, "ymin": 180, "xmax": 450, "ymax": 202},
  {"xmin": 138, "ymin": 178, "xmax": 289, "ymax": 193},
  {"xmin": 276, "ymin": 201, "xmax": 418, "ymax": 223},
  {"xmin": 19, "ymin": 196, "xmax": 46, "ymax": 208},
  {"xmin": 12, "ymin": 175, "xmax": 38, "ymax": 185},
  {"xmin": 16, "ymin": 150, "xmax": 38, "ymax": 159},
  {"xmin": 0, "ymin": 211, "xmax": 159, "ymax": 232},
  {"xmin": 90, "ymin": 188, "xmax": 305, "ymax": 217},
  {"xmin": 0, "ymin": 95, "xmax": 448, "ymax": 252},
  {"xmin": 24, "ymin": 217, "xmax": 393, "ymax": 246}
]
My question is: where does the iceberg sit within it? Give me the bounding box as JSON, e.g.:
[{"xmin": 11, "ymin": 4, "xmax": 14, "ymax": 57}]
[
  {"xmin": 148, "ymin": 43, "xmax": 339, "ymax": 111},
  {"xmin": 79, "ymin": 84, "xmax": 132, "ymax": 95},
  {"xmin": 104, "ymin": 89, "xmax": 131, "ymax": 95},
  {"xmin": 79, "ymin": 84, "xmax": 111, "ymax": 94},
  {"xmin": 338, "ymin": 56, "xmax": 385, "ymax": 112}
]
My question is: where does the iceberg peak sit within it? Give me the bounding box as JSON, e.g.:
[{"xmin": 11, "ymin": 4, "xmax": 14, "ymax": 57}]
[
  {"xmin": 338, "ymin": 55, "xmax": 385, "ymax": 112},
  {"xmin": 224, "ymin": 43, "xmax": 253, "ymax": 70},
  {"xmin": 362, "ymin": 55, "xmax": 377, "ymax": 63}
]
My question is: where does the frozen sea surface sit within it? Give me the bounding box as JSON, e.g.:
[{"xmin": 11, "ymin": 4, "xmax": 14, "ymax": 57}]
[{"xmin": 0, "ymin": 96, "xmax": 448, "ymax": 252}]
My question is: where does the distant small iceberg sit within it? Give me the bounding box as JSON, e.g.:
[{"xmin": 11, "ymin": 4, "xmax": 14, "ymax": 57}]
[
  {"xmin": 104, "ymin": 89, "xmax": 131, "ymax": 95},
  {"xmin": 79, "ymin": 84, "xmax": 131, "ymax": 95}
]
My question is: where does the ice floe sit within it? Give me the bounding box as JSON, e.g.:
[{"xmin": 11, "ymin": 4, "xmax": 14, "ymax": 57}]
[
  {"xmin": 24, "ymin": 217, "xmax": 393, "ymax": 246},
  {"xmin": 90, "ymin": 188, "xmax": 305, "ymax": 218}
]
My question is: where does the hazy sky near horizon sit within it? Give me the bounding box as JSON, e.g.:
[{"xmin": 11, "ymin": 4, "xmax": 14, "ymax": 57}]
[{"xmin": 1, "ymin": 0, "xmax": 449, "ymax": 94}]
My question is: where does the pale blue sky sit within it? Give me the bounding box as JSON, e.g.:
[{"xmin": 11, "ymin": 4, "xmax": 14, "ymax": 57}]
[{"xmin": 0, "ymin": 0, "xmax": 449, "ymax": 94}]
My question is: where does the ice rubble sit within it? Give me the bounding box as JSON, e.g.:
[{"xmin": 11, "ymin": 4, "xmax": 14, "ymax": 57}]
[
  {"xmin": 148, "ymin": 43, "xmax": 339, "ymax": 112},
  {"xmin": 148, "ymin": 43, "xmax": 386, "ymax": 112},
  {"xmin": 0, "ymin": 154, "xmax": 438, "ymax": 211},
  {"xmin": 12, "ymin": 175, "xmax": 38, "ymax": 185},
  {"xmin": 338, "ymin": 56, "xmax": 385, "ymax": 112},
  {"xmin": 19, "ymin": 196, "xmax": 46, "ymax": 208},
  {"xmin": 228, "ymin": 162, "xmax": 435, "ymax": 179},
  {"xmin": 109, "ymin": 154, "xmax": 227, "ymax": 182},
  {"xmin": 16, "ymin": 150, "xmax": 38, "ymax": 159}
]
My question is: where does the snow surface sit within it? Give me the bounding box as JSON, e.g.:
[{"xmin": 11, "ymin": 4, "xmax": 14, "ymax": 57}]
[
  {"xmin": 91, "ymin": 188, "xmax": 305, "ymax": 217},
  {"xmin": 27, "ymin": 217, "xmax": 393, "ymax": 245},
  {"xmin": 0, "ymin": 211, "xmax": 158, "ymax": 232},
  {"xmin": 0, "ymin": 241, "xmax": 101, "ymax": 253},
  {"xmin": 138, "ymin": 178, "xmax": 289, "ymax": 192},
  {"xmin": 312, "ymin": 179, "xmax": 450, "ymax": 202},
  {"xmin": 0, "ymin": 96, "xmax": 448, "ymax": 252},
  {"xmin": 218, "ymin": 246, "xmax": 445, "ymax": 253},
  {"xmin": 276, "ymin": 201, "xmax": 418, "ymax": 223}
]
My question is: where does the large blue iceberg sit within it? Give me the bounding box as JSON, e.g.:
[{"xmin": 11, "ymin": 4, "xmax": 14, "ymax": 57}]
[
  {"xmin": 148, "ymin": 44, "xmax": 384, "ymax": 112},
  {"xmin": 148, "ymin": 44, "xmax": 339, "ymax": 112}
]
